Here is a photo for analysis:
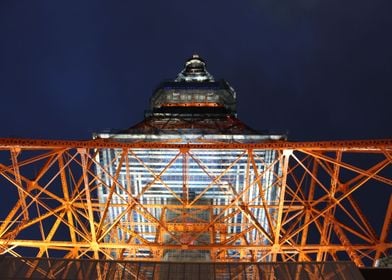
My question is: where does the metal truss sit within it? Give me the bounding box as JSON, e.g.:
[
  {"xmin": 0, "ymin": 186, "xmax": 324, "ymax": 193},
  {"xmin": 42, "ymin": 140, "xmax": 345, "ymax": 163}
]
[{"xmin": 0, "ymin": 138, "xmax": 391, "ymax": 271}]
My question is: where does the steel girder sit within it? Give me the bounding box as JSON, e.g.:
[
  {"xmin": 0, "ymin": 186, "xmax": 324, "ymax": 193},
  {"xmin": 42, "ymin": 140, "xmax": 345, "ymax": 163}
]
[{"xmin": 0, "ymin": 138, "xmax": 391, "ymax": 270}]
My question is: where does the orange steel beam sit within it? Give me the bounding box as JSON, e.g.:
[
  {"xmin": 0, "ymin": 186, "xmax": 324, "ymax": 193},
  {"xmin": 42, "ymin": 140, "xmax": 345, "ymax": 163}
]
[
  {"xmin": 0, "ymin": 138, "xmax": 390, "ymax": 267},
  {"xmin": 375, "ymin": 194, "xmax": 392, "ymax": 264},
  {"xmin": 273, "ymin": 151, "xmax": 291, "ymax": 257},
  {"xmin": 0, "ymin": 137, "xmax": 390, "ymax": 150},
  {"xmin": 1, "ymin": 239, "xmax": 391, "ymax": 251}
]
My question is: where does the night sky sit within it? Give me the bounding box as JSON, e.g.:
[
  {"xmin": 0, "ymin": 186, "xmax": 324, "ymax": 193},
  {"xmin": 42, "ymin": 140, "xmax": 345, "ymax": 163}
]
[
  {"xmin": 0, "ymin": 1, "xmax": 391, "ymax": 261},
  {"xmin": 0, "ymin": 0, "xmax": 391, "ymax": 141}
]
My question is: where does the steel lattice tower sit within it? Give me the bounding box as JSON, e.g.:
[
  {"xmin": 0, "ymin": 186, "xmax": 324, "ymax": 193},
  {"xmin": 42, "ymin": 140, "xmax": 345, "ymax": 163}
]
[{"xmin": 0, "ymin": 55, "xmax": 391, "ymax": 278}]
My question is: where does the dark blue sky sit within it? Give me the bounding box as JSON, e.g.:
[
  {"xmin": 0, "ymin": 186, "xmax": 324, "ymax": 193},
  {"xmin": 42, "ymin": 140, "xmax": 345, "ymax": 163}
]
[{"xmin": 0, "ymin": 0, "xmax": 391, "ymax": 141}]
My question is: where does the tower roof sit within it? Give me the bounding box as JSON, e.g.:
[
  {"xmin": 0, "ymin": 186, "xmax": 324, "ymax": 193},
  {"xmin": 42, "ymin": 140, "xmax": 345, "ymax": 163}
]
[{"xmin": 175, "ymin": 54, "xmax": 215, "ymax": 82}]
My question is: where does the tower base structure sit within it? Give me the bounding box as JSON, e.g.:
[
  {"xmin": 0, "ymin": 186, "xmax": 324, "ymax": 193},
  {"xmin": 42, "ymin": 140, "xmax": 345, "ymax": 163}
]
[{"xmin": 0, "ymin": 138, "xmax": 391, "ymax": 267}]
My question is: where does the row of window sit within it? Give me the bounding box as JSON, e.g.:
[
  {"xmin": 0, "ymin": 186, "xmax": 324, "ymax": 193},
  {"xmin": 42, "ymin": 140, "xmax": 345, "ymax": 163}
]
[{"xmin": 167, "ymin": 92, "xmax": 220, "ymax": 102}]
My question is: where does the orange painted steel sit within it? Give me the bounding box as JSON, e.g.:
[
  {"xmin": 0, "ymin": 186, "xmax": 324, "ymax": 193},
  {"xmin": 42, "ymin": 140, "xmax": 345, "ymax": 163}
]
[
  {"xmin": 0, "ymin": 137, "xmax": 391, "ymax": 268},
  {"xmin": 0, "ymin": 137, "xmax": 391, "ymax": 150}
]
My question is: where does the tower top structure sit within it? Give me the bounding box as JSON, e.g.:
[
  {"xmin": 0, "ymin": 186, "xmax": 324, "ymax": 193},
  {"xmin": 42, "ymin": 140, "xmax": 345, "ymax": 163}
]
[
  {"xmin": 96, "ymin": 55, "xmax": 285, "ymax": 142},
  {"xmin": 149, "ymin": 54, "xmax": 237, "ymax": 117}
]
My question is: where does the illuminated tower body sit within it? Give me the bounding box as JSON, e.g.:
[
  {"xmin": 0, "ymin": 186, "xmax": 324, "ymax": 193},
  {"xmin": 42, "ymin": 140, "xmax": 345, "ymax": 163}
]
[
  {"xmin": 95, "ymin": 55, "xmax": 286, "ymax": 261},
  {"xmin": 0, "ymin": 55, "xmax": 391, "ymax": 279}
]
